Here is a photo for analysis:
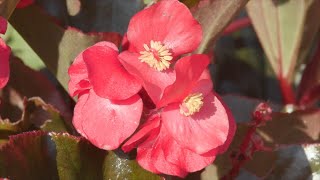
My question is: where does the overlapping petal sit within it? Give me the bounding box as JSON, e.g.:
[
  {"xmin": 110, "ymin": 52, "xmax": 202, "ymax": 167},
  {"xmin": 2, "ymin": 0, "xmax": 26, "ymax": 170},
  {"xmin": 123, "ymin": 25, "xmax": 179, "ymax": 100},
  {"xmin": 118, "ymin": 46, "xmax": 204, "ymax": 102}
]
[
  {"xmin": 68, "ymin": 50, "xmax": 91, "ymax": 97},
  {"xmin": 157, "ymin": 54, "xmax": 210, "ymax": 107},
  {"xmin": 161, "ymin": 92, "xmax": 232, "ymax": 154},
  {"xmin": 122, "ymin": 114, "xmax": 160, "ymax": 152},
  {"xmin": 137, "ymin": 126, "xmax": 188, "ymax": 178},
  {"xmin": 119, "ymin": 51, "xmax": 175, "ymax": 104},
  {"xmin": 73, "ymin": 89, "xmax": 143, "ymax": 150},
  {"xmin": 133, "ymin": 117, "xmax": 217, "ymax": 177},
  {"xmin": 127, "ymin": 0, "xmax": 202, "ymax": 56},
  {"xmin": 0, "ymin": 39, "xmax": 11, "ymax": 89},
  {"xmin": 83, "ymin": 42, "xmax": 141, "ymax": 100}
]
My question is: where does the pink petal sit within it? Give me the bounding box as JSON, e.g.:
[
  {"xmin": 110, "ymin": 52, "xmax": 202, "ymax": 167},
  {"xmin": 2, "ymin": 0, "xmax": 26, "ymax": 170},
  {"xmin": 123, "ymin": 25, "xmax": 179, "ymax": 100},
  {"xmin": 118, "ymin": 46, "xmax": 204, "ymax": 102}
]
[
  {"xmin": 77, "ymin": 89, "xmax": 143, "ymax": 150},
  {"xmin": 83, "ymin": 43, "xmax": 141, "ymax": 100},
  {"xmin": 122, "ymin": 114, "xmax": 161, "ymax": 152},
  {"xmin": 127, "ymin": 0, "xmax": 202, "ymax": 56},
  {"xmin": 0, "ymin": 17, "xmax": 7, "ymax": 34},
  {"xmin": 161, "ymin": 125, "xmax": 218, "ymax": 172},
  {"xmin": 157, "ymin": 54, "xmax": 210, "ymax": 107},
  {"xmin": 161, "ymin": 92, "xmax": 232, "ymax": 154},
  {"xmin": 119, "ymin": 51, "xmax": 175, "ymax": 104},
  {"xmin": 0, "ymin": 38, "xmax": 11, "ymax": 89}
]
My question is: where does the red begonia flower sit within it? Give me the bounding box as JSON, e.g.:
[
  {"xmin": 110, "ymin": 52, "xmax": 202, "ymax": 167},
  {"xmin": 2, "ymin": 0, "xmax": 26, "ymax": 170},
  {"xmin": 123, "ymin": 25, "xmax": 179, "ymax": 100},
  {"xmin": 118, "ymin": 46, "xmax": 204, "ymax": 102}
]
[
  {"xmin": 122, "ymin": 55, "xmax": 235, "ymax": 177},
  {"xmin": 16, "ymin": 0, "xmax": 34, "ymax": 8},
  {"xmin": 157, "ymin": 55, "xmax": 234, "ymax": 154},
  {"xmin": 0, "ymin": 16, "xmax": 7, "ymax": 34},
  {"xmin": 68, "ymin": 41, "xmax": 143, "ymax": 150},
  {"xmin": 0, "ymin": 39, "xmax": 10, "ymax": 89},
  {"xmin": 119, "ymin": 0, "xmax": 202, "ymax": 104},
  {"xmin": 123, "ymin": 114, "xmax": 218, "ymax": 177}
]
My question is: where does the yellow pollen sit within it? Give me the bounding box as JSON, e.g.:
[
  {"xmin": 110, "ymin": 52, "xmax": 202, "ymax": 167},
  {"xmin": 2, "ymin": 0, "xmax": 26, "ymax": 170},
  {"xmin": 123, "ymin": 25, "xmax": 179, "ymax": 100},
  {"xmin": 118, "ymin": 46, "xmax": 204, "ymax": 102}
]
[
  {"xmin": 138, "ymin": 40, "xmax": 173, "ymax": 71},
  {"xmin": 180, "ymin": 93, "xmax": 204, "ymax": 116}
]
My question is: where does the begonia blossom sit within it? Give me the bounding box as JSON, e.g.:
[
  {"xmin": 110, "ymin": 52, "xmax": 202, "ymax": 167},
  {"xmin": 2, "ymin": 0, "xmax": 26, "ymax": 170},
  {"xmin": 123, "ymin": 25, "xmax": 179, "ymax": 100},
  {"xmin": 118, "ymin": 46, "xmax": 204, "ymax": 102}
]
[
  {"xmin": 0, "ymin": 17, "xmax": 10, "ymax": 89},
  {"xmin": 68, "ymin": 41, "xmax": 143, "ymax": 150},
  {"xmin": 122, "ymin": 54, "xmax": 236, "ymax": 177},
  {"xmin": 119, "ymin": 0, "xmax": 202, "ymax": 104}
]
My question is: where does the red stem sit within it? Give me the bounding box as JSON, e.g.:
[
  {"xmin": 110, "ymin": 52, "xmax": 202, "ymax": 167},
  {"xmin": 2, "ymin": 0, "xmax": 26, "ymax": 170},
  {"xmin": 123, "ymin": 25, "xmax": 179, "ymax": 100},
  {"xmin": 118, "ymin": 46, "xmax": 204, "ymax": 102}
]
[
  {"xmin": 223, "ymin": 17, "xmax": 251, "ymax": 35},
  {"xmin": 223, "ymin": 126, "xmax": 257, "ymax": 180},
  {"xmin": 278, "ymin": 77, "xmax": 296, "ymax": 105}
]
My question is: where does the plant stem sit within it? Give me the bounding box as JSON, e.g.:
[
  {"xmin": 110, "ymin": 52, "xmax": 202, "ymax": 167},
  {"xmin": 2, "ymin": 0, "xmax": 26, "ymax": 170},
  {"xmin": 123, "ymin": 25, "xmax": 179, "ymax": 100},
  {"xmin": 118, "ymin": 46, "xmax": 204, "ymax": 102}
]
[
  {"xmin": 278, "ymin": 77, "xmax": 296, "ymax": 105},
  {"xmin": 223, "ymin": 17, "xmax": 251, "ymax": 35}
]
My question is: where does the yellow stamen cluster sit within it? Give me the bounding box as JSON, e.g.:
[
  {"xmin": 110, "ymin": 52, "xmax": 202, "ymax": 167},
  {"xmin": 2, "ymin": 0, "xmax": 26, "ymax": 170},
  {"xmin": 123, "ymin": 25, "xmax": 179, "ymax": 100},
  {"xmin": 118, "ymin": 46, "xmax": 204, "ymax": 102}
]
[
  {"xmin": 139, "ymin": 40, "xmax": 173, "ymax": 71},
  {"xmin": 180, "ymin": 93, "xmax": 204, "ymax": 116}
]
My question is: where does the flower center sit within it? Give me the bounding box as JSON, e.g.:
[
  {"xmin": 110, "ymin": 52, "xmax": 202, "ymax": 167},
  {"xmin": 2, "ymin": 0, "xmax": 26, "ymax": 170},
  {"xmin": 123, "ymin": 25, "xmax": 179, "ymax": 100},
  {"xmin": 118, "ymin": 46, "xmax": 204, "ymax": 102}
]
[
  {"xmin": 139, "ymin": 40, "xmax": 173, "ymax": 71},
  {"xmin": 179, "ymin": 93, "xmax": 204, "ymax": 116}
]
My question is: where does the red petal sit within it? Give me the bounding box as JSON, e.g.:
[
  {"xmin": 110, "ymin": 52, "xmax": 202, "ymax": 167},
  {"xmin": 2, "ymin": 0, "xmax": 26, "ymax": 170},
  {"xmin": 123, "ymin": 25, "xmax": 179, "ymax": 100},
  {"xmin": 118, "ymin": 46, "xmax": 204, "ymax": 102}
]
[
  {"xmin": 83, "ymin": 42, "xmax": 141, "ymax": 100},
  {"xmin": 160, "ymin": 125, "xmax": 218, "ymax": 172},
  {"xmin": 119, "ymin": 51, "xmax": 175, "ymax": 104},
  {"xmin": 137, "ymin": 129, "xmax": 188, "ymax": 177},
  {"xmin": 214, "ymin": 95, "xmax": 236, "ymax": 154},
  {"xmin": 157, "ymin": 54, "xmax": 210, "ymax": 107},
  {"xmin": 0, "ymin": 17, "xmax": 7, "ymax": 34},
  {"xmin": 68, "ymin": 42, "xmax": 122, "ymax": 97},
  {"xmin": 16, "ymin": 0, "xmax": 34, "ymax": 8},
  {"xmin": 0, "ymin": 39, "xmax": 10, "ymax": 89},
  {"xmin": 68, "ymin": 50, "xmax": 91, "ymax": 97},
  {"xmin": 127, "ymin": 0, "xmax": 202, "ymax": 56},
  {"xmin": 122, "ymin": 114, "xmax": 161, "ymax": 152},
  {"xmin": 72, "ymin": 92, "xmax": 89, "ymax": 138},
  {"xmin": 77, "ymin": 89, "xmax": 143, "ymax": 150},
  {"xmin": 161, "ymin": 92, "xmax": 232, "ymax": 154}
]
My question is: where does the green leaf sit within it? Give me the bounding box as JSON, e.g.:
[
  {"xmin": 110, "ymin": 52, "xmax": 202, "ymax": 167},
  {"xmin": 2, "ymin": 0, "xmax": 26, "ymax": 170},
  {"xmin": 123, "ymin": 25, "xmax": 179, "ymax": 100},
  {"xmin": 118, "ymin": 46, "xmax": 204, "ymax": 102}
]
[
  {"xmin": 246, "ymin": 0, "xmax": 320, "ymax": 82},
  {"xmin": 0, "ymin": 131, "xmax": 162, "ymax": 180},
  {"xmin": 193, "ymin": 0, "xmax": 249, "ymax": 53},
  {"xmin": 0, "ymin": 0, "xmax": 19, "ymax": 19}
]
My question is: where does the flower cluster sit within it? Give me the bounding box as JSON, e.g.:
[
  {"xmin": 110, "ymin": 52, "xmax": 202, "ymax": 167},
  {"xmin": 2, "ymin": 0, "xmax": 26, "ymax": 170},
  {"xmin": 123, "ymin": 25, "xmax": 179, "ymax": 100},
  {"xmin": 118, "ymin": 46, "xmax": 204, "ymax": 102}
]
[
  {"xmin": 68, "ymin": 0, "xmax": 235, "ymax": 177},
  {"xmin": 0, "ymin": 16, "xmax": 11, "ymax": 89}
]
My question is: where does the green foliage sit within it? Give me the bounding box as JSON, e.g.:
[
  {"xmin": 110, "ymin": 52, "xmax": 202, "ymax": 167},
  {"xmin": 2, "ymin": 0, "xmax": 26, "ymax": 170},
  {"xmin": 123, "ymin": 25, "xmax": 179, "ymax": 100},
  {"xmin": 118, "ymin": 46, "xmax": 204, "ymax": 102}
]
[{"xmin": 0, "ymin": 132, "xmax": 161, "ymax": 180}]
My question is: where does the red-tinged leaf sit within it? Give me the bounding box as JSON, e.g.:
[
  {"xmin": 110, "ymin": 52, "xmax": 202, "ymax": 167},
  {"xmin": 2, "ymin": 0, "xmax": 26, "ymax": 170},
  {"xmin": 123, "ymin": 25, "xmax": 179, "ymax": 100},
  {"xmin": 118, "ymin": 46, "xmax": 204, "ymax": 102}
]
[
  {"xmin": 27, "ymin": 97, "xmax": 72, "ymax": 133},
  {"xmin": 0, "ymin": 131, "xmax": 161, "ymax": 179},
  {"xmin": 0, "ymin": 131, "xmax": 58, "ymax": 179},
  {"xmin": 298, "ymin": 43, "xmax": 320, "ymax": 107},
  {"xmin": 246, "ymin": 0, "xmax": 320, "ymax": 83},
  {"xmin": 192, "ymin": 0, "xmax": 249, "ymax": 53},
  {"xmin": 0, "ymin": 0, "xmax": 19, "ymax": 19},
  {"xmin": 256, "ymin": 109, "xmax": 320, "ymax": 147},
  {"xmin": 180, "ymin": 0, "xmax": 200, "ymax": 8},
  {"xmin": 9, "ymin": 5, "xmax": 122, "ymax": 89},
  {"xmin": 3, "ymin": 58, "xmax": 73, "ymax": 126},
  {"xmin": 265, "ymin": 144, "xmax": 320, "ymax": 179},
  {"xmin": 37, "ymin": 0, "xmax": 144, "ymax": 34}
]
